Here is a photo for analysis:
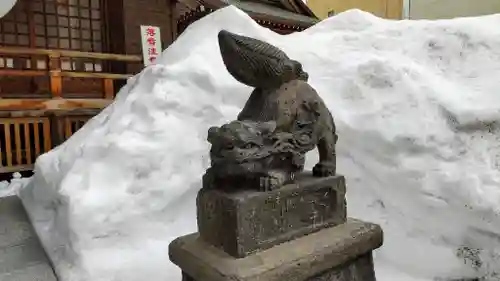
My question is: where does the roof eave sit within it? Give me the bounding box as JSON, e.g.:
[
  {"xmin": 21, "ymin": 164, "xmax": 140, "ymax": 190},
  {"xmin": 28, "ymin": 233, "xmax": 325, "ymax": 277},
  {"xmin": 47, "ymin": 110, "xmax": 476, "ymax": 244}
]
[
  {"xmin": 248, "ymin": 11, "xmax": 317, "ymax": 27},
  {"xmin": 182, "ymin": 0, "xmax": 318, "ymax": 27}
]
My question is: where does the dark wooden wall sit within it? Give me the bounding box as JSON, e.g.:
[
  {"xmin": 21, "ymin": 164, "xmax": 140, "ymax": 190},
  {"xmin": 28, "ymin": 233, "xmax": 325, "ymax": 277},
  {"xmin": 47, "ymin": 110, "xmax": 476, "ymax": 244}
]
[
  {"xmin": 122, "ymin": 0, "xmax": 175, "ymax": 73},
  {"xmin": 104, "ymin": 0, "xmax": 177, "ymax": 89}
]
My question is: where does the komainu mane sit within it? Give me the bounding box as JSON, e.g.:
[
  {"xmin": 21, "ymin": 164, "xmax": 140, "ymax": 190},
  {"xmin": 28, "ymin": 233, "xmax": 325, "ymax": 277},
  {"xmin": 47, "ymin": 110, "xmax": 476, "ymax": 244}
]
[{"xmin": 204, "ymin": 30, "xmax": 338, "ymax": 191}]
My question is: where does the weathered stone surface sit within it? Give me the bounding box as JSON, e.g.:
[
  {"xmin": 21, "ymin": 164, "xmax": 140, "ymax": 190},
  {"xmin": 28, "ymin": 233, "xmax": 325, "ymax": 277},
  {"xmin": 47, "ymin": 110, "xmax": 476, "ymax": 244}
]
[
  {"xmin": 169, "ymin": 218, "xmax": 383, "ymax": 281},
  {"xmin": 206, "ymin": 30, "xmax": 338, "ymax": 193},
  {"xmin": 306, "ymin": 253, "xmax": 376, "ymax": 281},
  {"xmin": 181, "ymin": 253, "xmax": 375, "ymax": 281},
  {"xmin": 0, "ymin": 196, "xmax": 56, "ymax": 281},
  {"xmin": 197, "ymin": 173, "xmax": 346, "ymax": 258}
]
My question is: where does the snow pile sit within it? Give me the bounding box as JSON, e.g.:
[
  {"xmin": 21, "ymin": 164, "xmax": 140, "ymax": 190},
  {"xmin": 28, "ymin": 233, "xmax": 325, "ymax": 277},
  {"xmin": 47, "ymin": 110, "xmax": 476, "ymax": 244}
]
[
  {"xmin": 19, "ymin": 7, "xmax": 500, "ymax": 281},
  {"xmin": 0, "ymin": 172, "xmax": 30, "ymax": 197},
  {"xmin": 0, "ymin": 0, "xmax": 17, "ymax": 18}
]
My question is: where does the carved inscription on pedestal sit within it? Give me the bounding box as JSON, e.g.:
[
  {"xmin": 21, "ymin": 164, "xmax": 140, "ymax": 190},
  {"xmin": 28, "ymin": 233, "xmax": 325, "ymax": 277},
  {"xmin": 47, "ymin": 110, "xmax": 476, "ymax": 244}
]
[{"xmin": 247, "ymin": 187, "xmax": 338, "ymax": 245}]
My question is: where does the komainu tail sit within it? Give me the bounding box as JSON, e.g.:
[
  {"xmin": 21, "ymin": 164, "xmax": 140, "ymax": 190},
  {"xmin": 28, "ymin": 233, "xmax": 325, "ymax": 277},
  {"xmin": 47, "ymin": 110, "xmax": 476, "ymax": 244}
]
[{"xmin": 217, "ymin": 30, "xmax": 293, "ymax": 88}]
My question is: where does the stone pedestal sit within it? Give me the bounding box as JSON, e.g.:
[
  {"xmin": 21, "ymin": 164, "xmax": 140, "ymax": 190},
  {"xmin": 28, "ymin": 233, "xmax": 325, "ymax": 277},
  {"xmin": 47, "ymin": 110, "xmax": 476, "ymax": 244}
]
[
  {"xmin": 169, "ymin": 173, "xmax": 383, "ymax": 281},
  {"xmin": 197, "ymin": 173, "xmax": 347, "ymax": 258}
]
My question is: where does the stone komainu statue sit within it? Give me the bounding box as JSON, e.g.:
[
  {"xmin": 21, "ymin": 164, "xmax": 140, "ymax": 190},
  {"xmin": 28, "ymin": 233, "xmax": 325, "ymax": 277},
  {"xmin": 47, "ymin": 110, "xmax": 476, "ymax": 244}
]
[{"xmin": 205, "ymin": 30, "xmax": 338, "ymax": 191}]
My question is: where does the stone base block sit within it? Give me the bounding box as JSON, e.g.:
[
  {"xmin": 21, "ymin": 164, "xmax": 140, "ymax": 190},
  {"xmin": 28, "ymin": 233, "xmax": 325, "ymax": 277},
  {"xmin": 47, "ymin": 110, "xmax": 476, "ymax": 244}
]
[
  {"xmin": 181, "ymin": 253, "xmax": 375, "ymax": 281},
  {"xmin": 306, "ymin": 253, "xmax": 375, "ymax": 281},
  {"xmin": 169, "ymin": 218, "xmax": 383, "ymax": 281},
  {"xmin": 197, "ymin": 173, "xmax": 346, "ymax": 258}
]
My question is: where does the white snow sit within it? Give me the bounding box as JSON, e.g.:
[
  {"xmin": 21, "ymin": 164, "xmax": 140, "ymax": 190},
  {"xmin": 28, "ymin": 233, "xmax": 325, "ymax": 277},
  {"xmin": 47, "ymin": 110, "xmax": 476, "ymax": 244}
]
[
  {"xmin": 18, "ymin": 7, "xmax": 500, "ymax": 281},
  {"xmin": 0, "ymin": 172, "xmax": 30, "ymax": 197},
  {"xmin": 0, "ymin": 0, "xmax": 17, "ymax": 18}
]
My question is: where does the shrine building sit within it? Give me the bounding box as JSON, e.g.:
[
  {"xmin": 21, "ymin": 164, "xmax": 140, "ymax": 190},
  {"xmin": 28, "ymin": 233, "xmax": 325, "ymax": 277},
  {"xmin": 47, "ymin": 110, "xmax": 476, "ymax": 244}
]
[{"xmin": 0, "ymin": 0, "xmax": 317, "ymax": 174}]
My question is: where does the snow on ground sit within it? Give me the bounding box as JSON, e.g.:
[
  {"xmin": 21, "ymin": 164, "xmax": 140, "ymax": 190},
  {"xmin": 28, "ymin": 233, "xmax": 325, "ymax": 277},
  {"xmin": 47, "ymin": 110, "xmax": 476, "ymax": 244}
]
[
  {"xmin": 18, "ymin": 6, "xmax": 500, "ymax": 281},
  {"xmin": 0, "ymin": 173, "xmax": 30, "ymax": 197}
]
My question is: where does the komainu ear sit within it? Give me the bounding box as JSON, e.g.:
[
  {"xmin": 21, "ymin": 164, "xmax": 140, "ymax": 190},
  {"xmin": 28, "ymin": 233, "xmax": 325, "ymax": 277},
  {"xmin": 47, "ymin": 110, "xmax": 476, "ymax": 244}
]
[
  {"xmin": 207, "ymin": 126, "xmax": 220, "ymax": 143},
  {"xmin": 290, "ymin": 60, "xmax": 309, "ymax": 81}
]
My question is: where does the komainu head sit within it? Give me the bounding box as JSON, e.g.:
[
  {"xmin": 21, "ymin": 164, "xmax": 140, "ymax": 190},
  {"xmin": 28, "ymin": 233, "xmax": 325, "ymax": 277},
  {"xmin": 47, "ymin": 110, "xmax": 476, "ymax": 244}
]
[
  {"xmin": 205, "ymin": 118, "xmax": 318, "ymax": 188},
  {"xmin": 207, "ymin": 120, "xmax": 276, "ymax": 168}
]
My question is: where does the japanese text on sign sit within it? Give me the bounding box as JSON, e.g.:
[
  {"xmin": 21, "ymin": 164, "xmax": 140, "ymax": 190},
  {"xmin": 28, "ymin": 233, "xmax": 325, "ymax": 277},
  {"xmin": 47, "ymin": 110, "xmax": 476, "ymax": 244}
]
[{"xmin": 140, "ymin": 25, "xmax": 162, "ymax": 66}]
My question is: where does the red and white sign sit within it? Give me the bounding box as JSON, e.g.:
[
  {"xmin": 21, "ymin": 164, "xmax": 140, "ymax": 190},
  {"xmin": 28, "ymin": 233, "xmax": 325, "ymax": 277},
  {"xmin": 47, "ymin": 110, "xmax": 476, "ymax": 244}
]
[{"xmin": 140, "ymin": 25, "xmax": 162, "ymax": 66}]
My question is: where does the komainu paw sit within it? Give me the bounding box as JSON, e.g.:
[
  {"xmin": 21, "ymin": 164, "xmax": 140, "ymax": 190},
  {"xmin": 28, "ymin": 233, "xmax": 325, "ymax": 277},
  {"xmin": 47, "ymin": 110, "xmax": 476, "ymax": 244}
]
[{"xmin": 312, "ymin": 162, "xmax": 336, "ymax": 177}]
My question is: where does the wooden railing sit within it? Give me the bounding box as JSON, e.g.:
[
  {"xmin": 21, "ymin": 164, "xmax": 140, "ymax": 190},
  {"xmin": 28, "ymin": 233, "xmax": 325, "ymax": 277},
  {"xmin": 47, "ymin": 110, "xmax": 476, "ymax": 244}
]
[
  {"xmin": 0, "ymin": 47, "xmax": 143, "ymax": 173},
  {"xmin": 61, "ymin": 115, "xmax": 89, "ymax": 140},
  {"xmin": 0, "ymin": 46, "xmax": 143, "ymax": 111},
  {"xmin": 0, "ymin": 117, "xmax": 51, "ymax": 173}
]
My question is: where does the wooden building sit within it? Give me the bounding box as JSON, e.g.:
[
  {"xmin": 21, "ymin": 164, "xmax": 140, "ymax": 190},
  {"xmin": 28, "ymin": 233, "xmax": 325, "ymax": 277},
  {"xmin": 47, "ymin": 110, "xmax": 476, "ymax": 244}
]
[
  {"xmin": 306, "ymin": 0, "xmax": 403, "ymax": 20},
  {"xmin": 306, "ymin": 0, "xmax": 500, "ymax": 20},
  {"xmin": 0, "ymin": 0, "xmax": 316, "ymax": 174},
  {"xmin": 177, "ymin": 0, "xmax": 318, "ymax": 35}
]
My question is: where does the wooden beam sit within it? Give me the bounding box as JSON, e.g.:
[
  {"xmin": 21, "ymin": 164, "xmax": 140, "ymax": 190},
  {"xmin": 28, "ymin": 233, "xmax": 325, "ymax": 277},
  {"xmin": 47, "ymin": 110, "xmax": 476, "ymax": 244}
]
[
  {"xmin": 50, "ymin": 71, "xmax": 63, "ymax": 98},
  {"xmin": 24, "ymin": 122, "xmax": 32, "ymax": 164},
  {"xmin": 0, "ymin": 99, "xmax": 113, "ymax": 111},
  {"xmin": 42, "ymin": 119, "xmax": 51, "ymax": 158},
  {"xmin": 0, "ymin": 69, "xmax": 47, "ymax": 77},
  {"xmin": 64, "ymin": 117, "xmax": 72, "ymax": 140},
  {"xmin": 13, "ymin": 122, "xmax": 22, "ymax": 165},
  {"xmin": 49, "ymin": 53, "xmax": 62, "ymax": 98},
  {"xmin": 3, "ymin": 121, "xmax": 13, "ymax": 167},
  {"xmin": 0, "ymin": 108, "xmax": 104, "ymax": 118},
  {"xmin": 58, "ymin": 50, "xmax": 143, "ymax": 62},
  {"xmin": 0, "ymin": 47, "xmax": 143, "ymax": 62},
  {"xmin": 0, "ymin": 69, "xmax": 132, "ymax": 80},
  {"xmin": 33, "ymin": 120, "xmax": 40, "ymax": 156},
  {"xmin": 171, "ymin": 0, "xmax": 178, "ymax": 41},
  {"xmin": 103, "ymin": 79, "xmax": 115, "ymax": 99},
  {"xmin": 61, "ymin": 71, "xmax": 132, "ymax": 79},
  {"xmin": 0, "ymin": 164, "xmax": 33, "ymax": 174}
]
